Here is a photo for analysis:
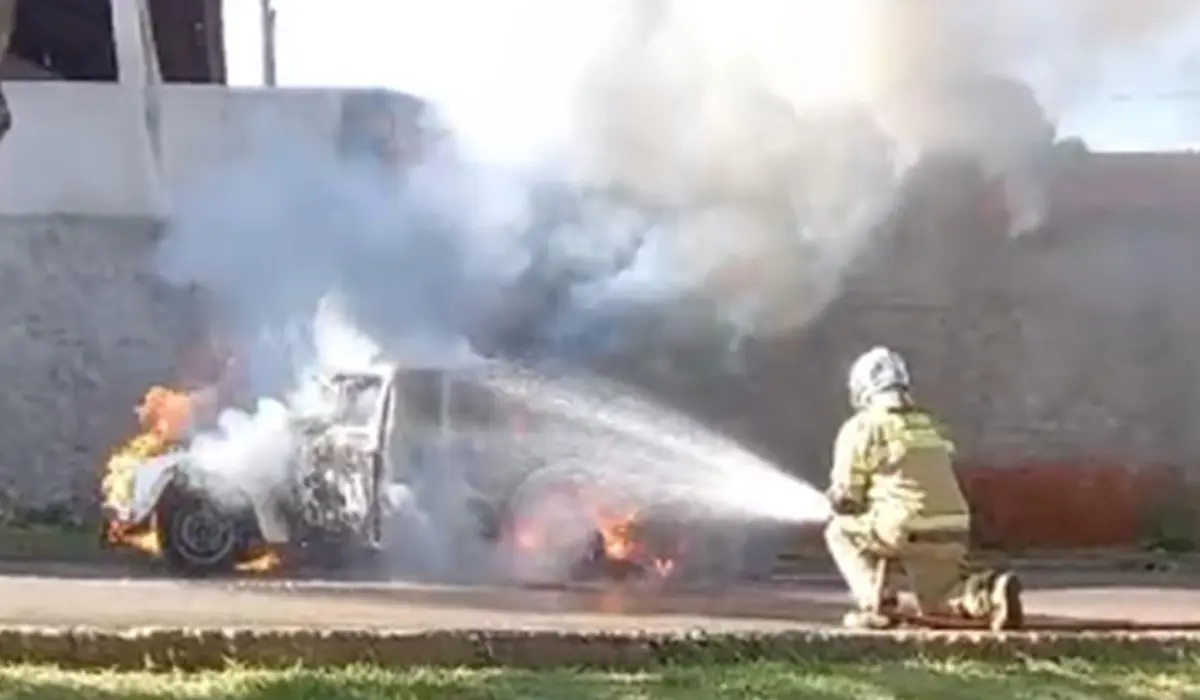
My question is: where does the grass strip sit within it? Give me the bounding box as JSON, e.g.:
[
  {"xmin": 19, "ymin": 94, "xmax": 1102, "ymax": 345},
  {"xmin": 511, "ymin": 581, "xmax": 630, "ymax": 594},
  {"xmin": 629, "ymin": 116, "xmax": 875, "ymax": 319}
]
[
  {"xmin": 2, "ymin": 628, "xmax": 1200, "ymax": 670},
  {"xmin": 2, "ymin": 658, "xmax": 1200, "ymax": 699}
]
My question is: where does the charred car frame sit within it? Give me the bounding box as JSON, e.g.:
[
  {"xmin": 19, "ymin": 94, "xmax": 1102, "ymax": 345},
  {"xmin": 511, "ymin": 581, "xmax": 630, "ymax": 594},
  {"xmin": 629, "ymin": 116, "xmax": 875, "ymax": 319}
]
[{"xmin": 102, "ymin": 368, "xmax": 398, "ymax": 575}]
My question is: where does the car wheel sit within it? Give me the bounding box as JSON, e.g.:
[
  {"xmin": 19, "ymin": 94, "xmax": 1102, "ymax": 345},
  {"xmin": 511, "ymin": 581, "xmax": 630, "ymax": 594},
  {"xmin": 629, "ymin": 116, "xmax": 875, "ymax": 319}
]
[
  {"xmin": 159, "ymin": 492, "xmax": 240, "ymax": 576},
  {"xmin": 503, "ymin": 467, "xmax": 641, "ymax": 582}
]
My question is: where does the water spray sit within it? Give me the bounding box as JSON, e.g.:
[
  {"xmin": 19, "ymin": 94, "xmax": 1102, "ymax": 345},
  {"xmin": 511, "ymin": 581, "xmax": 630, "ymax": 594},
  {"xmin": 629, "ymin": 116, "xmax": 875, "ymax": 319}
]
[{"xmin": 477, "ymin": 365, "xmax": 834, "ymax": 528}]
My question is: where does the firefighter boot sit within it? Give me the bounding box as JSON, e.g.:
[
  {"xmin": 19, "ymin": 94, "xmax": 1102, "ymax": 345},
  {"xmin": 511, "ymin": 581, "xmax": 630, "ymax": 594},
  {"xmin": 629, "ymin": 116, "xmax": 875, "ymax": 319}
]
[
  {"xmin": 842, "ymin": 589, "xmax": 900, "ymax": 630},
  {"xmin": 879, "ymin": 590, "xmax": 899, "ymax": 613},
  {"xmin": 988, "ymin": 571, "xmax": 1024, "ymax": 631},
  {"xmin": 842, "ymin": 608, "xmax": 896, "ymax": 630}
]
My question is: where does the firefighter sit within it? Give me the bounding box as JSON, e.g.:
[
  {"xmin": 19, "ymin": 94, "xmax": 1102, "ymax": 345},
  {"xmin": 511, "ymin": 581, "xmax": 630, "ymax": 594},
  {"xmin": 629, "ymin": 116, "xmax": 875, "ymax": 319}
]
[{"xmin": 823, "ymin": 346, "xmax": 1024, "ymax": 630}]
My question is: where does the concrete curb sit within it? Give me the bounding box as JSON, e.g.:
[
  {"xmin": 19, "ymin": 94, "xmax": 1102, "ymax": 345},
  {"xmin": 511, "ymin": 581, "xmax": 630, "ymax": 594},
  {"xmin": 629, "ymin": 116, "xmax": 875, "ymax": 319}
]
[{"xmin": 1, "ymin": 627, "xmax": 1199, "ymax": 670}]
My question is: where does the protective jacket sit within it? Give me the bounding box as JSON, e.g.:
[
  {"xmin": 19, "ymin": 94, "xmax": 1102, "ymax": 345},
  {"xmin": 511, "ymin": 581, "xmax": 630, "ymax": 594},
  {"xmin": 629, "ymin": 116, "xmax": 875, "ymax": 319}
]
[{"xmin": 828, "ymin": 392, "xmax": 970, "ymax": 541}]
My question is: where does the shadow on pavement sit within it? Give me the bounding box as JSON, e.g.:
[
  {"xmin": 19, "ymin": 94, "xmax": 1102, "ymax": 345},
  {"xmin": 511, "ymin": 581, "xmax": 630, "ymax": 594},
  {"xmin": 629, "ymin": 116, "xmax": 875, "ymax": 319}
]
[
  {"xmin": 245, "ymin": 579, "xmax": 852, "ymax": 625},
  {"xmin": 0, "ymin": 559, "xmax": 156, "ymax": 579}
]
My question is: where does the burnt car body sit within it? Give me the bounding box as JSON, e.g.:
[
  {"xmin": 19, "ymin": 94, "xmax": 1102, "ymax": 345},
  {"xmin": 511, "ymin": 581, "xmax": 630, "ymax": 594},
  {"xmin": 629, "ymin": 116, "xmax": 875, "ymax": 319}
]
[{"xmin": 102, "ymin": 368, "xmax": 398, "ymax": 575}]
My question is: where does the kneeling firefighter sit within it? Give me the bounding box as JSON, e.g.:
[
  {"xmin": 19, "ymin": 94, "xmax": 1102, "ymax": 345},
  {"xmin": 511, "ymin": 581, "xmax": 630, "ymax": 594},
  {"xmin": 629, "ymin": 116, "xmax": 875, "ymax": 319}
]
[{"xmin": 824, "ymin": 346, "xmax": 1023, "ymax": 630}]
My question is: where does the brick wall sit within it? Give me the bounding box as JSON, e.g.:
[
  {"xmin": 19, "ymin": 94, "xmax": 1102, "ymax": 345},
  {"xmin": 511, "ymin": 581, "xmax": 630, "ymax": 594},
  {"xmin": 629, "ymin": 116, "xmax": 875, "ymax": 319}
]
[{"xmin": 627, "ymin": 155, "xmax": 1200, "ymax": 548}]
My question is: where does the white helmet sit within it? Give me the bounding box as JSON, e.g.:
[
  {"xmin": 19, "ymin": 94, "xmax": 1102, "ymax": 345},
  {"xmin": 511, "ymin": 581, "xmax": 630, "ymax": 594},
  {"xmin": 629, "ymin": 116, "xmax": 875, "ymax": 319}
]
[{"xmin": 847, "ymin": 346, "xmax": 911, "ymax": 409}]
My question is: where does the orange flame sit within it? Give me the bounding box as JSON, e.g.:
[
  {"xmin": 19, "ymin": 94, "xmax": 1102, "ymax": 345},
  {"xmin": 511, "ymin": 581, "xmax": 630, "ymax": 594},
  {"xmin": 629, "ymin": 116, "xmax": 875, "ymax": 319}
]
[
  {"xmin": 594, "ymin": 509, "xmax": 639, "ymax": 561},
  {"xmin": 101, "ymin": 386, "xmax": 196, "ymax": 555},
  {"xmin": 509, "ymin": 489, "xmax": 677, "ymax": 580},
  {"xmin": 137, "ymin": 386, "xmax": 196, "ymax": 442},
  {"xmin": 593, "ymin": 505, "xmax": 677, "ymax": 580},
  {"xmin": 235, "ymin": 547, "xmax": 284, "ymax": 573}
]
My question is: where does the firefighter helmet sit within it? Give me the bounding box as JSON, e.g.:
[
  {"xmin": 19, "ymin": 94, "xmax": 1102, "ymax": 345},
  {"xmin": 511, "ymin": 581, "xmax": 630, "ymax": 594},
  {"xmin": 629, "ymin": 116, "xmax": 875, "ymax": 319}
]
[{"xmin": 847, "ymin": 346, "xmax": 911, "ymax": 408}]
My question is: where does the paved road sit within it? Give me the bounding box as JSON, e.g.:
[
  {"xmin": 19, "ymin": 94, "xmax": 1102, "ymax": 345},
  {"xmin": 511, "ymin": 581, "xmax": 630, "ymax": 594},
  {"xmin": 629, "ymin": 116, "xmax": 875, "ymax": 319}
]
[{"xmin": 1, "ymin": 564, "xmax": 1199, "ymax": 632}]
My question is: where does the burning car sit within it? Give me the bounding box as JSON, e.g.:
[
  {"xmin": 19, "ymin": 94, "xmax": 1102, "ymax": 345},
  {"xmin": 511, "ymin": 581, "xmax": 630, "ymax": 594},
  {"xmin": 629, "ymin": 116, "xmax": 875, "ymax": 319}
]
[
  {"xmin": 101, "ymin": 368, "xmax": 399, "ymax": 576},
  {"xmin": 103, "ymin": 361, "xmax": 782, "ymax": 583}
]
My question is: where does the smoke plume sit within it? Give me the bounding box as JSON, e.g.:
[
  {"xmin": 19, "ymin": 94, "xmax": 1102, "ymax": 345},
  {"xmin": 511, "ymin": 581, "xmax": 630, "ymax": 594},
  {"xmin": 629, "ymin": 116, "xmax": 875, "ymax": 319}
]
[{"xmin": 161, "ymin": 1, "xmax": 1195, "ymax": 364}]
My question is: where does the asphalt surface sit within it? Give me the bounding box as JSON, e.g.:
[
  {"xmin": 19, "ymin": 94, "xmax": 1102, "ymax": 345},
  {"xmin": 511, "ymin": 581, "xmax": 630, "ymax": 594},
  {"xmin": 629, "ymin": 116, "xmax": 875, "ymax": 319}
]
[{"xmin": 2, "ymin": 562, "xmax": 1199, "ymax": 632}]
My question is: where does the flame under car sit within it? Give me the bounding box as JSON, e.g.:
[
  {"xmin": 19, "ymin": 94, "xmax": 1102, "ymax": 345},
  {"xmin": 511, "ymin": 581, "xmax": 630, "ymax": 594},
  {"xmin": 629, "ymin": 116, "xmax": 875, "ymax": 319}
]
[{"xmin": 101, "ymin": 369, "xmax": 399, "ymax": 576}]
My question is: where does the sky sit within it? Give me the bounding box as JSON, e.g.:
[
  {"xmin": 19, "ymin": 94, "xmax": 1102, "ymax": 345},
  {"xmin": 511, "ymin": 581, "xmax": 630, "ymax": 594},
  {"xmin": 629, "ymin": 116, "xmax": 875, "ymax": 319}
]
[{"xmin": 221, "ymin": 0, "xmax": 1200, "ymax": 152}]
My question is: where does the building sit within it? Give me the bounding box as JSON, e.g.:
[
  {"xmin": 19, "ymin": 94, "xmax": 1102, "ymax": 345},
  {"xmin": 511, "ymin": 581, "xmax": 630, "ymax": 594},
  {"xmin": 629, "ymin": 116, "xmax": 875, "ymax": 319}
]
[{"xmin": 6, "ymin": 0, "xmax": 224, "ymax": 82}]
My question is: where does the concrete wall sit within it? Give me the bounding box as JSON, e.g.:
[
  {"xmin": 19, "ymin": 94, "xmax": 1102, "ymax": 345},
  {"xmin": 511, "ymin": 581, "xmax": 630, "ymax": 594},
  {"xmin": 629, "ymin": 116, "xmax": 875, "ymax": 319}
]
[
  {"xmin": 0, "ymin": 83, "xmax": 352, "ymax": 217},
  {"xmin": 0, "ymin": 84, "xmax": 166, "ymax": 217},
  {"xmin": 0, "ymin": 82, "xmax": 372, "ymax": 517},
  {"xmin": 0, "ymin": 215, "xmax": 187, "ymax": 516}
]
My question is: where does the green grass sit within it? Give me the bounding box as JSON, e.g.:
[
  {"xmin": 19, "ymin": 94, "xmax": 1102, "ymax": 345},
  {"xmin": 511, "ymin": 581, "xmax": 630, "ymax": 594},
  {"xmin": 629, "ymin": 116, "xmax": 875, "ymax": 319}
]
[
  {"xmin": 0, "ymin": 524, "xmax": 100, "ymax": 562},
  {"xmin": 1, "ymin": 659, "xmax": 1199, "ymax": 700}
]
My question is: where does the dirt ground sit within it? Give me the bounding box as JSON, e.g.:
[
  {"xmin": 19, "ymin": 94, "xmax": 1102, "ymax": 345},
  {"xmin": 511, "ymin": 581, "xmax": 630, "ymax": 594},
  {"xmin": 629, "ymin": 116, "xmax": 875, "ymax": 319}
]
[{"xmin": 1, "ymin": 562, "xmax": 1198, "ymax": 632}]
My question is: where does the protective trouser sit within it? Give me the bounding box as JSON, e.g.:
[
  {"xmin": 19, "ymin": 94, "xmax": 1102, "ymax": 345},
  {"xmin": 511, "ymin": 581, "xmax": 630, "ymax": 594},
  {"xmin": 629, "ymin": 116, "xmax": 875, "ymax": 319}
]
[{"xmin": 825, "ymin": 514, "xmax": 996, "ymax": 618}]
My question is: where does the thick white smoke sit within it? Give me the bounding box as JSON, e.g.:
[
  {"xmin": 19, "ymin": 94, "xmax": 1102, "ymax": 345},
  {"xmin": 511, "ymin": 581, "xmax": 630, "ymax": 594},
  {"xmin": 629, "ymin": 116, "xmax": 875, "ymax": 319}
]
[
  {"xmin": 161, "ymin": 0, "xmax": 1195, "ymax": 372},
  {"xmin": 184, "ymin": 297, "xmax": 389, "ymax": 509},
  {"xmin": 186, "ymin": 398, "xmax": 294, "ymax": 509}
]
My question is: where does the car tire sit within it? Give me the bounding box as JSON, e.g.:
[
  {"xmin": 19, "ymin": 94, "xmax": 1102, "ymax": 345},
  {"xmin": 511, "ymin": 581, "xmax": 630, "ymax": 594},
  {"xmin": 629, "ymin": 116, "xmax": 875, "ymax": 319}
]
[
  {"xmin": 504, "ymin": 467, "xmax": 661, "ymax": 582},
  {"xmin": 158, "ymin": 490, "xmax": 242, "ymax": 577}
]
